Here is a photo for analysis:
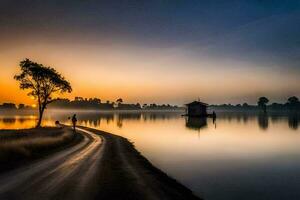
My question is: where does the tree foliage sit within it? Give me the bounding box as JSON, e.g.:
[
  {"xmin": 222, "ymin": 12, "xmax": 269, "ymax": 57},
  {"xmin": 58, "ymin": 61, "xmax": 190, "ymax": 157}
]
[
  {"xmin": 257, "ymin": 97, "xmax": 269, "ymax": 113},
  {"xmin": 288, "ymin": 96, "xmax": 299, "ymax": 104},
  {"xmin": 14, "ymin": 59, "xmax": 72, "ymax": 127},
  {"xmin": 116, "ymin": 98, "xmax": 123, "ymax": 104}
]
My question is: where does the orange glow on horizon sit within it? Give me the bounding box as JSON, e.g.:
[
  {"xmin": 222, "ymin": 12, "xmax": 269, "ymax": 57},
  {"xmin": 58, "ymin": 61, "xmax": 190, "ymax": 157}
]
[{"xmin": 0, "ymin": 41, "xmax": 299, "ymax": 105}]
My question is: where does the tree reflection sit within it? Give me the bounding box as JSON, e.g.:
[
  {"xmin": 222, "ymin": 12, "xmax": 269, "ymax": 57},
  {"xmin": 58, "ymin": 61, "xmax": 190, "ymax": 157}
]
[
  {"xmin": 0, "ymin": 111, "xmax": 299, "ymax": 132},
  {"xmin": 258, "ymin": 114, "xmax": 269, "ymax": 130},
  {"xmin": 2, "ymin": 118, "xmax": 16, "ymax": 124},
  {"xmin": 288, "ymin": 114, "xmax": 299, "ymax": 130}
]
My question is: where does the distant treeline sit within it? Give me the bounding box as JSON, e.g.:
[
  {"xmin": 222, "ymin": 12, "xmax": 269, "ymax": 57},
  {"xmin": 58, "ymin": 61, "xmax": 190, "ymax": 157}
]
[
  {"xmin": 0, "ymin": 103, "xmax": 34, "ymax": 110},
  {"xmin": 0, "ymin": 97, "xmax": 183, "ymax": 111},
  {"xmin": 210, "ymin": 96, "xmax": 300, "ymax": 112},
  {"xmin": 1, "ymin": 96, "xmax": 299, "ymax": 112},
  {"xmin": 49, "ymin": 97, "xmax": 183, "ymax": 110}
]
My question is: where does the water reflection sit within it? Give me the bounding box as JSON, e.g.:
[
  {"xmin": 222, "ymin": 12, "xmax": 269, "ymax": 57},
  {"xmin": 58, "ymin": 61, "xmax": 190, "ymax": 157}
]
[
  {"xmin": 258, "ymin": 114, "xmax": 269, "ymax": 130},
  {"xmin": 2, "ymin": 118, "xmax": 16, "ymax": 124},
  {"xmin": 75, "ymin": 112, "xmax": 181, "ymax": 129},
  {"xmin": 185, "ymin": 117, "xmax": 207, "ymax": 131},
  {"xmin": 0, "ymin": 111, "xmax": 300, "ymax": 200},
  {"xmin": 0, "ymin": 111, "xmax": 299, "ymax": 131},
  {"xmin": 288, "ymin": 114, "xmax": 299, "ymax": 130}
]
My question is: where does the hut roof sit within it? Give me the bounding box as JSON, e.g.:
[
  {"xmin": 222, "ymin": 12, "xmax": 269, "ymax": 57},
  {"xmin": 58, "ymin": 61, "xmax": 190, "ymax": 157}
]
[{"xmin": 185, "ymin": 101, "xmax": 208, "ymax": 106}]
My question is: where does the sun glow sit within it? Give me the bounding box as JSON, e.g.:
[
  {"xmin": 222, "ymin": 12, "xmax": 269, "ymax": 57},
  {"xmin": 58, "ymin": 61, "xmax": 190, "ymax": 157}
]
[{"xmin": 0, "ymin": 35, "xmax": 299, "ymax": 105}]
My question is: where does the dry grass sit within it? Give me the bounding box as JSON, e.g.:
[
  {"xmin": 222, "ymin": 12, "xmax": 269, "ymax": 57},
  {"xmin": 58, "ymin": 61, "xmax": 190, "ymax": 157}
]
[{"xmin": 0, "ymin": 127, "xmax": 80, "ymax": 172}]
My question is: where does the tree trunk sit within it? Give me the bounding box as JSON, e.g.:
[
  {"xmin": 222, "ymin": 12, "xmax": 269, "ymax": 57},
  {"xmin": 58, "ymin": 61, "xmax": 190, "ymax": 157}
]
[
  {"xmin": 36, "ymin": 107, "xmax": 45, "ymax": 128},
  {"xmin": 263, "ymin": 105, "xmax": 267, "ymax": 114}
]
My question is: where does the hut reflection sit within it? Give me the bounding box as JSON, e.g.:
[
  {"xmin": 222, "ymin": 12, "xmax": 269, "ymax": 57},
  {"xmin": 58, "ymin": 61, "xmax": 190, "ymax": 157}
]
[{"xmin": 185, "ymin": 117, "xmax": 207, "ymax": 131}]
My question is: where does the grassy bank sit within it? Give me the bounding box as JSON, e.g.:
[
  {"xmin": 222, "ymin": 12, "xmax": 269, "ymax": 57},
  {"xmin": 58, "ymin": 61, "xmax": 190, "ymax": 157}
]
[{"xmin": 0, "ymin": 127, "xmax": 82, "ymax": 173}]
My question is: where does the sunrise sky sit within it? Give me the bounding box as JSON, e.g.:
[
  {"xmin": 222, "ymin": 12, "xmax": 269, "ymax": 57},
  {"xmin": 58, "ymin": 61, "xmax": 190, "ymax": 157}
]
[{"xmin": 1, "ymin": 0, "xmax": 300, "ymax": 105}]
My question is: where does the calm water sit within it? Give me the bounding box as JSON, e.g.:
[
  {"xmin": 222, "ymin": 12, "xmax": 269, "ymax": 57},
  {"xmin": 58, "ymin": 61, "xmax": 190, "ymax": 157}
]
[{"xmin": 0, "ymin": 110, "xmax": 300, "ymax": 200}]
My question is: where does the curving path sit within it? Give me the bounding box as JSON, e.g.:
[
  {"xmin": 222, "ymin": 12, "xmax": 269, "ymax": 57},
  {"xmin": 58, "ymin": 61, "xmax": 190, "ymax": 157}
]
[
  {"xmin": 0, "ymin": 127, "xmax": 103, "ymax": 200},
  {"xmin": 0, "ymin": 126, "xmax": 201, "ymax": 200}
]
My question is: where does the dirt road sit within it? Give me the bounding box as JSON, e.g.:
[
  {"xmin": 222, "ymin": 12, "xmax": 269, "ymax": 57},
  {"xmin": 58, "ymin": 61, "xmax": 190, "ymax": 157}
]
[{"xmin": 0, "ymin": 126, "xmax": 201, "ymax": 200}]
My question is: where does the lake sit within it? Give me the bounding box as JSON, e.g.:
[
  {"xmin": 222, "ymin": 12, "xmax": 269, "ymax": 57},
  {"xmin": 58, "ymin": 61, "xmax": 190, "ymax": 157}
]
[{"xmin": 0, "ymin": 110, "xmax": 300, "ymax": 200}]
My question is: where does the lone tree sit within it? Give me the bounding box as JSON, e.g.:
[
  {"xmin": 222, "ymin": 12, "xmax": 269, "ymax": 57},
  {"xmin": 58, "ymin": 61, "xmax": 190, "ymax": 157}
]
[
  {"xmin": 287, "ymin": 96, "xmax": 299, "ymax": 105},
  {"xmin": 116, "ymin": 98, "xmax": 123, "ymax": 107},
  {"xmin": 257, "ymin": 97, "xmax": 269, "ymax": 113},
  {"xmin": 15, "ymin": 59, "xmax": 72, "ymax": 127},
  {"xmin": 287, "ymin": 96, "xmax": 299, "ymax": 110},
  {"xmin": 116, "ymin": 98, "xmax": 123, "ymax": 104}
]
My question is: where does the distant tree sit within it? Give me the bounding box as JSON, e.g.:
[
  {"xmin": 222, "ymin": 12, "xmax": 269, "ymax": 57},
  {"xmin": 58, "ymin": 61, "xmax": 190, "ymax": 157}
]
[
  {"xmin": 242, "ymin": 103, "xmax": 249, "ymax": 107},
  {"xmin": 93, "ymin": 98, "xmax": 101, "ymax": 104},
  {"xmin": 257, "ymin": 97, "xmax": 269, "ymax": 113},
  {"xmin": 0, "ymin": 103, "xmax": 17, "ymax": 109},
  {"xmin": 151, "ymin": 103, "xmax": 157, "ymax": 108},
  {"xmin": 75, "ymin": 97, "xmax": 84, "ymax": 101},
  {"xmin": 18, "ymin": 104, "xmax": 25, "ymax": 109},
  {"xmin": 287, "ymin": 96, "xmax": 299, "ymax": 110},
  {"xmin": 270, "ymin": 102, "xmax": 281, "ymax": 110},
  {"xmin": 14, "ymin": 59, "xmax": 72, "ymax": 127},
  {"xmin": 136, "ymin": 103, "xmax": 141, "ymax": 109},
  {"xmin": 116, "ymin": 98, "xmax": 123, "ymax": 104},
  {"xmin": 48, "ymin": 98, "xmax": 70, "ymax": 109},
  {"xmin": 288, "ymin": 96, "xmax": 299, "ymax": 105},
  {"xmin": 111, "ymin": 102, "xmax": 115, "ymax": 108}
]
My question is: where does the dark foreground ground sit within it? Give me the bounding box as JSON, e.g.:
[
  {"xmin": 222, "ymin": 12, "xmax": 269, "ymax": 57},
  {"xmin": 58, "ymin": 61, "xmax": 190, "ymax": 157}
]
[
  {"xmin": 0, "ymin": 126, "xmax": 201, "ymax": 200},
  {"xmin": 0, "ymin": 127, "xmax": 82, "ymax": 173},
  {"xmin": 81, "ymin": 126, "xmax": 201, "ymax": 200}
]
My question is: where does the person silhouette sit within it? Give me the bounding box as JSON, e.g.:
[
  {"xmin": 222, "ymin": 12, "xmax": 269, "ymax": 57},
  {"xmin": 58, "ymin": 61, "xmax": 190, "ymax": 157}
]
[
  {"xmin": 212, "ymin": 111, "xmax": 216, "ymax": 119},
  {"xmin": 71, "ymin": 114, "xmax": 77, "ymax": 131}
]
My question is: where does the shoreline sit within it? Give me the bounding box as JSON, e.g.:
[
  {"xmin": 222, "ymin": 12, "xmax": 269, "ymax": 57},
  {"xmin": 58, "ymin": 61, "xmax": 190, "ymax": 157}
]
[
  {"xmin": 79, "ymin": 126, "xmax": 202, "ymax": 200},
  {"xmin": 0, "ymin": 126, "xmax": 202, "ymax": 199}
]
